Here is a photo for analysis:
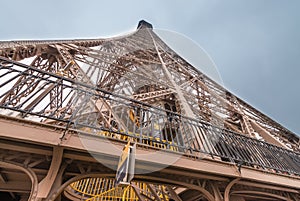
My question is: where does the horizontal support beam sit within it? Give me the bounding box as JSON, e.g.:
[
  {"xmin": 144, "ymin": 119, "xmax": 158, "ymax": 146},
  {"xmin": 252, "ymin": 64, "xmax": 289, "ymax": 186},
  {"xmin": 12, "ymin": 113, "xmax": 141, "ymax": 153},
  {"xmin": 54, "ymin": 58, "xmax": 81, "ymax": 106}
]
[
  {"xmin": 0, "ymin": 140, "xmax": 52, "ymax": 156},
  {"xmin": 0, "ymin": 181, "xmax": 31, "ymax": 193},
  {"xmin": 237, "ymin": 180, "xmax": 299, "ymax": 193},
  {"xmin": 0, "ymin": 115, "xmax": 300, "ymax": 190}
]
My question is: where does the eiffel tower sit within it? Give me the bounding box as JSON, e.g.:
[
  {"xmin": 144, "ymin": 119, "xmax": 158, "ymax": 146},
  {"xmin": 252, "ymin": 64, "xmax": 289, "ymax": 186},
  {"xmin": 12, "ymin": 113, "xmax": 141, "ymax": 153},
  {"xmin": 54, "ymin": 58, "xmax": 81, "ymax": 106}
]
[{"xmin": 0, "ymin": 20, "xmax": 299, "ymax": 201}]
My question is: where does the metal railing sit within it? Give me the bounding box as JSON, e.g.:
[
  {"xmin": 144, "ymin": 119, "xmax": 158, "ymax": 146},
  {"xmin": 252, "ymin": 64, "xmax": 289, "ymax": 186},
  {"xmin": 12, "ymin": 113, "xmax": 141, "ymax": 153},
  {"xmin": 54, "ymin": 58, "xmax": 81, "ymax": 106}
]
[
  {"xmin": 70, "ymin": 178, "xmax": 169, "ymax": 201},
  {"xmin": 0, "ymin": 57, "xmax": 299, "ymax": 176}
]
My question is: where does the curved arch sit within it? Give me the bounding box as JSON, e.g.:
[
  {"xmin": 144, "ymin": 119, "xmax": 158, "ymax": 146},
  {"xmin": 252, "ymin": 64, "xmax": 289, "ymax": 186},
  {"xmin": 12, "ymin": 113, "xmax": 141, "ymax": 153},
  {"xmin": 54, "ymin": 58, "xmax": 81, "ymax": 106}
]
[
  {"xmin": 47, "ymin": 173, "xmax": 215, "ymax": 201},
  {"xmin": 224, "ymin": 178, "xmax": 240, "ymax": 201},
  {"xmin": 135, "ymin": 175, "xmax": 215, "ymax": 201},
  {"xmin": 0, "ymin": 160, "xmax": 38, "ymax": 201},
  {"xmin": 231, "ymin": 190, "xmax": 292, "ymax": 201},
  {"xmin": 47, "ymin": 173, "xmax": 115, "ymax": 201}
]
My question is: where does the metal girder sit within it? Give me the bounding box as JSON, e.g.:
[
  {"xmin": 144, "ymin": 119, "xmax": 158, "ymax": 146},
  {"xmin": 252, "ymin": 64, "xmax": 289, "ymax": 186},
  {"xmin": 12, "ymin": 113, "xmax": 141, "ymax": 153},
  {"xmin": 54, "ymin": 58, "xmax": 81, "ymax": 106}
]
[
  {"xmin": 166, "ymin": 186, "xmax": 183, "ymax": 201},
  {"xmin": 131, "ymin": 184, "xmax": 146, "ymax": 201},
  {"xmin": 0, "ymin": 115, "xmax": 300, "ymax": 190},
  {"xmin": 0, "ymin": 20, "xmax": 300, "ymax": 200},
  {"xmin": 231, "ymin": 190, "xmax": 293, "ymax": 201},
  {"xmin": 0, "ymin": 181, "xmax": 31, "ymax": 193},
  {"xmin": 146, "ymin": 183, "xmax": 162, "ymax": 201},
  {"xmin": 0, "ymin": 135, "xmax": 299, "ymax": 201},
  {"xmin": 37, "ymin": 146, "xmax": 63, "ymax": 198},
  {"xmin": 0, "ymin": 160, "xmax": 38, "ymax": 201},
  {"xmin": 236, "ymin": 180, "xmax": 299, "ymax": 193},
  {"xmin": 224, "ymin": 178, "xmax": 240, "ymax": 201},
  {"xmin": 0, "ymin": 168, "xmax": 8, "ymax": 183}
]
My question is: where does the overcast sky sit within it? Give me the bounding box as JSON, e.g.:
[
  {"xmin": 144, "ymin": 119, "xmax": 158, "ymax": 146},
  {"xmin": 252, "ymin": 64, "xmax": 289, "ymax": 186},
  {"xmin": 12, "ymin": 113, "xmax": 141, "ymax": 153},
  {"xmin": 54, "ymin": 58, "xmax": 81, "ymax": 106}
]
[{"xmin": 1, "ymin": 0, "xmax": 299, "ymax": 135}]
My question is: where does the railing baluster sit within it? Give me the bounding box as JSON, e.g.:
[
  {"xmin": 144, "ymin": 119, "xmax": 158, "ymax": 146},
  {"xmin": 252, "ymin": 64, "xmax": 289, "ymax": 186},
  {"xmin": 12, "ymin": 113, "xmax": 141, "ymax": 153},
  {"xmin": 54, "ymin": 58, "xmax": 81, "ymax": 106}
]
[{"xmin": 0, "ymin": 57, "xmax": 299, "ymax": 176}]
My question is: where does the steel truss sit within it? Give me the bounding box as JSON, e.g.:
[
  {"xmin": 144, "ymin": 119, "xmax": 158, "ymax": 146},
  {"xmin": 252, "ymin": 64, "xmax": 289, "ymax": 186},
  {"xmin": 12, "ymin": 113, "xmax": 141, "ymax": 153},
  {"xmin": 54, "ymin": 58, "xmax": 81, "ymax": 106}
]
[{"xmin": 0, "ymin": 20, "xmax": 299, "ymax": 200}]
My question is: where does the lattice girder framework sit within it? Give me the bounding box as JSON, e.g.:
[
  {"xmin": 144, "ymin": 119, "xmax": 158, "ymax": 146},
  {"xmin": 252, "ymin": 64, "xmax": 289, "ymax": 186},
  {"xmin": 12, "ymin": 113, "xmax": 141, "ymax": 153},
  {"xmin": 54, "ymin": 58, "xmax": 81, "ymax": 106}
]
[
  {"xmin": 0, "ymin": 21, "xmax": 298, "ymax": 150},
  {"xmin": 0, "ymin": 20, "xmax": 300, "ymax": 201}
]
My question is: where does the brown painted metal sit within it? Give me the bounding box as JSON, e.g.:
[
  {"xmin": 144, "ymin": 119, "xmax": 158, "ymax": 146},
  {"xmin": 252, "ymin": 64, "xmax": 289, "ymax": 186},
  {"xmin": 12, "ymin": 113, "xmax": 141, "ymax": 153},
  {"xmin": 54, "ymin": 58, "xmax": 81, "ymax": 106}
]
[
  {"xmin": 1, "ymin": 114, "xmax": 299, "ymax": 200},
  {"xmin": 224, "ymin": 178, "xmax": 240, "ymax": 201},
  {"xmin": 1, "ymin": 114, "xmax": 299, "ymax": 189},
  {"xmin": 0, "ymin": 20, "xmax": 299, "ymax": 200},
  {"xmin": 37, "ymin": 146, "xmax": 63, "ymax": 199}
]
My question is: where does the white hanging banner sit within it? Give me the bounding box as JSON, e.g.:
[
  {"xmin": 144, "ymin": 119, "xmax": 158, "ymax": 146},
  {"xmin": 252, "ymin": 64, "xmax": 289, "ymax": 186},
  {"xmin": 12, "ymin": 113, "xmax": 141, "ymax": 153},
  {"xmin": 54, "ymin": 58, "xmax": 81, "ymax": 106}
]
[{"xmin": 115, "ymin": 141, "xmax": 136, "ymax": 186}]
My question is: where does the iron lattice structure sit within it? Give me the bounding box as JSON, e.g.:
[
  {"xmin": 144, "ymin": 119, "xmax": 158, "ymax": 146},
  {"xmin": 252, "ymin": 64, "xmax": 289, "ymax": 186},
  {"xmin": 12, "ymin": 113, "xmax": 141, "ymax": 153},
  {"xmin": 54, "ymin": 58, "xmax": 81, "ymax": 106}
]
[{"xmin": 0, "ymin": 20, "xmax": 299, "ymax": 201}]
